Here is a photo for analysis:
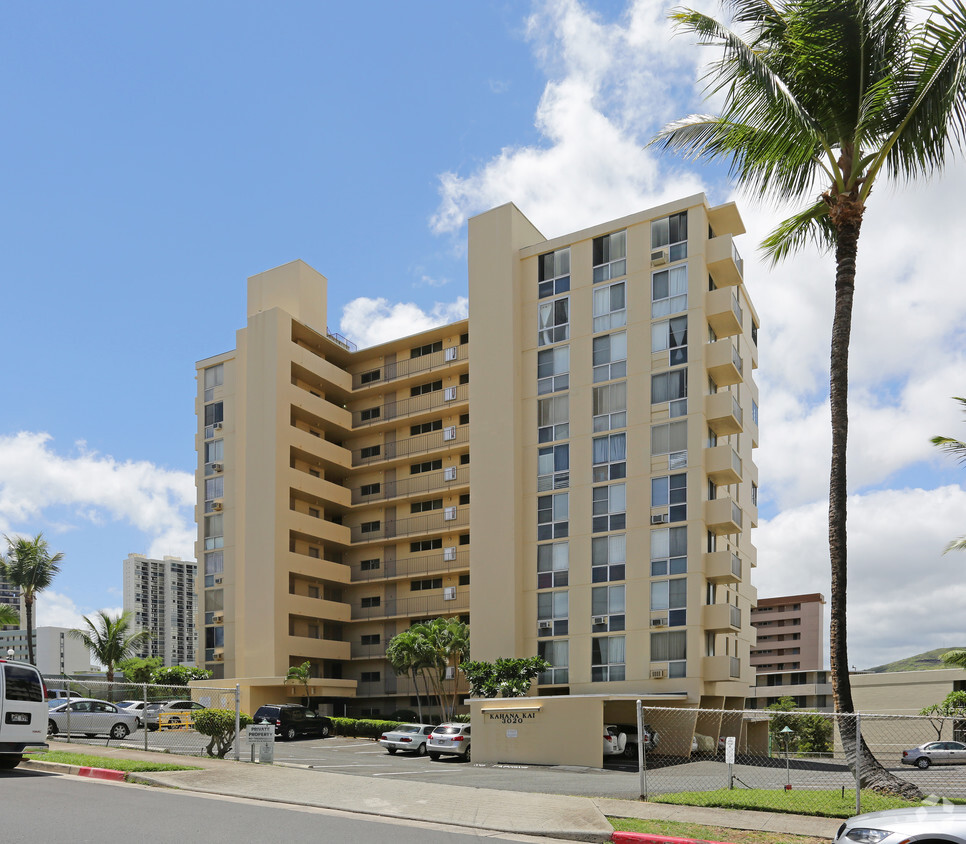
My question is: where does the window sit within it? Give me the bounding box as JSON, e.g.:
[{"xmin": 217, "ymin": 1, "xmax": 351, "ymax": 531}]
[
  {"xmin": 360, "ymin": 406, "xmax": 380, "ymax": 422},
  {"xmin": 651, "ymin": 369, "xmax": 687, "ymax": 417},
  {"xmin": 592, "ymin": 585, "xmax": 625, "ymax": 631},
  {"xmin": 411, "ymin": 538, "xmax": 442, "ymax": 552},
  {"xmin": 459, "ymin": 573, "xmax": 470, "ymax": 586},
  {"xmin": 360, "ymin": 671, "xmax": 380, "ymax": 683},
  {"xmin": 204, "ymin": 551, "xmax": 223, "ymax": 575},
  {"xmin": 651, "ymin": 630, "xmax": 687, "ymax": 678},
  {"xmin": 204, "ymin": 364, "xmax": 223, "ymax": 402},
  {"xmin": 411, "ymin": 340, "xmax": 442, "ymax": 358},
  {"xmin": 538, "ymin": 248, "xmax": 571, "ymax": 298},
  {"xmin": 411, "ymin": 380, "xmax": 442, "ymax": 397},
  {"xmin": 360, "ymin": 369, "xmax": 381, "ymax": 385},
  {"xmin": 204, "ymin": 402, "xmax": 224, "ymax": 427},
  {"xmin": 538, "ymin": 444, "xmax": 569, "ymax": 491},
  {"xmin": 537, "ymin": 492, "xmax": 569, "ymax": 540},
  {"xmin": 537, "ymin": 542, "xmax": 569, "ymax": 588},
  {"xmin": 592, "ymin": 483, "xmax": 626, "ymax": 532},
  {"xmin": 652, "ymin": 474, "xmax": 687, "ymax": 522},
  {"xmin": 360, "ymin": 482, "xmax": 380, "ymax": 497},
  {"xmin": 592, "ymin": 433, "xmax": 626, "ymax": 482},
  {"xmin": 652, "ymin": 265, "xmax": 688, "ymax": 317},
  {"xmin": 537, "ymin": 590, "xmax": 568, "ymax": 636},
  {"xmin": 593, "ymin": 382, "xmax": 627, "ymax": 432},
  {"xmin": 651, "ymin": 578, "xmax": 687, "ymax": 627},
  {"xmin": 591, "ymin": 635, "xmax": 625, "ymax": 681},
  {"xmin": 204, "ymin": 476, "xmax": 223, "ymax": 513},
  {"xmin": 752, "ymin": 482, "xmax": 758, "ymax": 507},
  {"xmin": 593, "ymin": 282, "xmax": 626, "ymax": 332},
  {"xmin": 752, "ymin": 320, "xmax": 759, "ymax": 346},
  {"xmin": 204, "ymin": 514, "xmax": 223, "ymax": 550},
  {"xmin": 411, "ymin": 420, "xmax": 442, "ymax": 435},
  {"xmin": 752, "ymin": 400, "xmax": 759, "ymax": 426},
  {"xmin": 652, "ymin": 316, "xmax": 688, "ymax": 365},
  {"xmin": 651, "ymin": 421, "xmax": 687, "ymax": 469},
  {"xmin": 538, "ymin": 297, "xmax": 570, "ymax": 346},
  {"xmin": 651, "ymin": 526, "xmax": 687, "ymax": 576},
  {"xmin": 459, "ymin": 413, "xmax": 469, "ymax": 425},
  {"xmin": 411, "ymin": 459, "xmax": 442, "ymax": 475},
  {"xmin": 593, "ymin": 231, "xmax": 626, "ymax": 282},
  {"xmin": 361, "ymin": 596, "xmax": 380, "ymax": 608},
  {"xmin": 411, "ymin": 577, "xmax": 443, "ymax": 591},
  {"xmin": 538, "ymin": 345, "xmax": 570, "ymax": 394},
  {"xmin": 360, "ymin": 559, "xmax": 380, "ymax": 571},
  {"xmin": 651, "ymin": 211, "xmax": 688, "ymax": 262},
  {"xmin": 361, "ymin": 634, "xmax": 380, "ymax": 646},
  {"xmin": 411, "ymin": 498, "xmax": 442, "ymax": 514},
  {"xmin": 459, "ymin": 533, "xmax": 470, "ymax": 545},
  {"xmin": 204, "ymin": 439, "xmax": 224, "ymax": 474},
  {"xmin": 459, "ymin": 372, "xmax": 469, "ymax": 385},
  {"xmin": 360, "ymin": 445, "xmax": 381, "ymax": 459},
  {"xmin": 592, "ymin": 534, "xmax": 625, "ymax": 583},
  {"xmin": 537, "ymin": 394, "xmax": 569, "ymax": 443},
  {"xmin": 592, "ymin": 332, "xmax": 626, "ymax": 383},
  {"xmin": 360, "ymin": 520, "xmax": 380, "ymax": 534},
  {"xmin": 538, "ymin": 640, "xmax": 569, "ymax": 684}
]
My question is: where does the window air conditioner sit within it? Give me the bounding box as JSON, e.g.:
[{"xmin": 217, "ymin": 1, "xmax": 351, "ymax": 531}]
[
  {"xmin": 592, "ymin": 615, "xmax": 607, "ymax": 626},
  {"xmin": 211, "ymin": 500, "xmax": 223, "ymax": 511},
  {"xmin": 214, "ymin": 577, "xmax": 223, "ymax": 585},
  {"xmin": 211, "ymin": 462, "xmax": 224, "ymax": 473},
  {"xmin": 444, "ymin": 507, "xmax": 457, "ymax": 520},
  {"xmin": 651, "ymin": 617, "xmax": 667, "ymax": 627},
  {"xmin": 650, "ymin": 248, "xmax": 669, "ymax": 267},
  {"xmin": 213, "ymin": 612, "xmax": 224, "ymax": 622},
  {"xmin": 214, "ymin": 653, "xmax": 224, "ymax": 661},
  {"xmin": 443, "ymin": 426, "xmax": 457, "ymax": 441},
  {"xmin": 444, "ymin": 466, "xmax": 457, "ymax": 481},
  {"xmin": 443, "ymin": 586, "xmax": 457, "ymax": 601},
  {"xmin": 443, "ymin": 547, "xmax": 457, "ymax": 561},
  {"xmin": 537, "ymin": 620, "xmax": 552, "ymax": 630},
  {"xmin": 444, "ymin": 387, "xmax": 457, "ymax": 401},
  {"xmin": 444, "ymin": 666, "xmax": 456, "ymax": 679},
  {"xmin": 445, "ymin": 347, "xmax": 458, "ymax": 361},
  {"xmin": 649, "ymin": 668, "xmax": 666, "ymax": 679},
  {"xmin": 213, "ymin": 421, "xmax": 224, "ymax": 431},
  {"xmin": 651, "ymin": 513, "xmax": 669, "ymax": 524}
]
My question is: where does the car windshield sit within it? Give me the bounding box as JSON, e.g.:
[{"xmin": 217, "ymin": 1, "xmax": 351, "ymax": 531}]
[{"xmin": 435, "ymin": 726, "xmax": 462, "ymax": 735}]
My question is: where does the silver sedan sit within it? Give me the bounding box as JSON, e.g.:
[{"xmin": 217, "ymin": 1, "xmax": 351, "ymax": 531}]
[
  {"xmin": 48, "ymin": 698, "xmax": 140, "ymax": 740},
  {"xmin": 901, "ymin": 740, "xmax": 966, "ymax": 769},
  {"xmin": 834, "ymin": 805, "xmax": 966, "ymax": 843},
  {"xmin": 378, "ymin": 723, "xmax": 436, "ymax": 756}
]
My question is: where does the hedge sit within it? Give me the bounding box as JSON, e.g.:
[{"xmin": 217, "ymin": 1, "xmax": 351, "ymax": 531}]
[{"xmin": 330, "ymin": 717, "xmax": 403, "ymax": 739}]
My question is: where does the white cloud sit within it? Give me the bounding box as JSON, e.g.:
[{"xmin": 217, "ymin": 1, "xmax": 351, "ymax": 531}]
[
  {"xmin": 340, "ymin": 296, "xmax": 469, "ymax": 348},
  {"xmin": 34, "ymin": 590, "xmax": 124, "ymax": 631},
  {"xmin": 0, "ymin": 432, "xmax": 196, "ymax": 560}
]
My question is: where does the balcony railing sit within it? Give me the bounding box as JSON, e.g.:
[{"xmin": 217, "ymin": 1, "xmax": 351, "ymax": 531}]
[
  {"xmin": 350, "ymin": 590, "xmax": 470, "ymax": 621},
  {"xmin": 351, "ymin": 425, "xmax": 469, "ymax": 467},
  {"xmin": 351, "ymin": 384, "xmax": 468, "ymax": 428},
  {"xmin": 351, "ymin": 465, "xmax": 469, "ymax": 505},
  {"xmin": 350, "ymin": 506, "xmax": 469, "ymax": 543},
  {"xmin": 350, "ymin": 549, "xmax": 470, "ymax": 582},
  {"xmin": 352, "ymin": 343, "xmax": 468, "ymax": 390}
]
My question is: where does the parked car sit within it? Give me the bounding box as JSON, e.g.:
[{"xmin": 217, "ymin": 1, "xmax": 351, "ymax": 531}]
[
  {"xmin": 47, "ymin": 698, "xmax": 139, "ymax": 740},
  {"xmin": 834, "ymin": 805, "xmax": 966, "ymax": 843},
  {"xmin": 144, "ymin": 700, "xmax": 207, "ymax": 731},
  {"xmin": 252, "ymin": 704, "xmax": 332, "ymax": 740},
  {"xmin": 0, "ymin": 659, "xmax": 48, "ymax": 769},
  {"xmin": 115, "ymin": 700, "xmax": 148, "ymax": 728},
  {"xmin": 427, "ymin": 723, "xmax": 471, "ymax": 761},
  {"xmin": 613, "ymin": 723, "xmax": 659, "ymax": 758},
  {"xmin": 379, "ymin": 723, "xmax": 436, "ymax": 756},
  {"xmin": 901, "ymin": 740, "xmax": 966, "ymax": 768}
]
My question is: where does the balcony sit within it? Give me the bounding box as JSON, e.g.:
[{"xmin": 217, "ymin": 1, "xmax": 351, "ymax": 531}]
[
  {"xmin": 706, "ymin": 340, "xmax": 743, "ymax": 387},
  {"xmin": 350, "ymin": 506, "xmax": 469, "ymax": 543},
  {"xmin": 289, "ymin": 509, "xmax": 351, "ymax": 546},
  {"xmin": 705, "ymin": 445, "xmax": 742, "ymax": 485},
  {"xmin": 288, "ymin": 383, "xmax": 352, "ymax": 433},
  {"xmin": 350, "ymin": 589, "xmax": 470, "ymax": 621},
  {"xmin": 290, "ymin": 427, "xmax": 351, "ymax": 471},
  {"xmin": 351, "ymin": 425, "xmax": 469, "ymax": 468},
  {"xmin": 351, "ymin": 465, "xmax": 469, "ymax": 505},
  {"xmin": 351, "ymin": 383, "xmax": 469, "ymax": 429},
  {"xmin": 703, "ymin": 603, "xmax": 742, "ymax": 632},
  {"xmin": 350, "ymin": 548, "xmax": 470, "ymax": 582},
  {"xmin": 352, "ymin": 343, "xmax": 468, "ymax": 390},
  {"xmin": 351, "ymin": 641, "xmax": 386, "ymax": 659},
  {"xmin": 707, "ymin": 234, "xmax": 743, "ymax": 287},
  {"xmin": 287, "ymin": 466, "xmax": 351, "ymax": 509},
  {"xmin": 706, "ymin": 288, "xmax": 743, "ymax": 338},
  {"xmin": 705, "ymin": 550, "xmax": 742, "ymax": 584},
  {"xmin": 702, "ymin": 654, "xmax": 743, "ymax": 681},
  {"xmin": 287, "ymin": 593, "xmax": 350, "ymax": 624},
  {"xmin": 284, "ymin": 635, "xmax": 350, "ymax": 662},
  {"xmin": 706, "ymin": 495, "xmax": 743, "ymax": 535}
]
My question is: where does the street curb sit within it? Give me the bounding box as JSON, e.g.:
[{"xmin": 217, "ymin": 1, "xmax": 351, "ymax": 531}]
[
  {"xmin": 20, "ymin": 758, "xmax": 129, "ymax": 782},
  {"xmin": 613, "ymin": 834, "xmax": 736, "ymax": 844}
]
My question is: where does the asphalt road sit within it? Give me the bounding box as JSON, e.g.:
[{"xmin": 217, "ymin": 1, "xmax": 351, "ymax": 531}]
[{"xmin": 2, "ymin": 767, "xmax": 561, "ymax": 844}]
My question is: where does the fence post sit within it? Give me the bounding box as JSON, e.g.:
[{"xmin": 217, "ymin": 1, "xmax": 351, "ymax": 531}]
[
  {"xmin": 636, "ymin": 699, "xmax": 648, "ymax": 801},
  {"xmin": 234, "ymin": 684, "xmax": 241, "ymax": 762},
  {"xmin": 143, "ymin": 682, "xmax": 149, "ymax": 752},
  {"xmin": 855, "ymin": 713, "xmax": 862, "ymax": 816}
]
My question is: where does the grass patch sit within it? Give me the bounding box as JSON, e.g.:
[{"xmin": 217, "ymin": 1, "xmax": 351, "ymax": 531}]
[
  {"xmin": 651, "ymin": 787, "xmax": 916, "ymax": 818},
  {"xmin": 610, "ymin": 817, "xmax": 828, "ymax": 844},
  {"xmin": 25, "ymin": 750, "xmax": 200, "ymax": 773}
]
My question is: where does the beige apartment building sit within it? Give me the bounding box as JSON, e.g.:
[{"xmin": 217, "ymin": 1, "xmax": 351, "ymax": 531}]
[{"xmin": 196, "ymin": 194, "xmax": 760, "ymax": 724}]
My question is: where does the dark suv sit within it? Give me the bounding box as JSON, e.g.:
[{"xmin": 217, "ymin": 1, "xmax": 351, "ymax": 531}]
[{"xmin": 253, "ymin": 704, "xmax": 333, "ymax": 741}]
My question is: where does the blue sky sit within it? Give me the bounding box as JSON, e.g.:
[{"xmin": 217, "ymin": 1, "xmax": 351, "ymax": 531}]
[{"xmin": 2, "ymin": 0, "xmax": 965, "ymax": 668}]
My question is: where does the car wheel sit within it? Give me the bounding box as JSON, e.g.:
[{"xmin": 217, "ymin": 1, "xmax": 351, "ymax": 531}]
[
  {"xmin": 463, "ymin": 745, "xmax": 471, "ymax": 762},
  {"xmin": 285, "ymin": 726, "xmax": 297, "ymax": 741},
  {"xmin": 110, "ymin": 723, "xmax": 130, "ymax": 740},
  {"xmin": 429, "ymin": 752, "xmax": 441, "ymax": 761},
  {"xmin": 47, "ymin": 720, "xmax": 57, "ymax": 736},
  {"xmin": 0, "ymin": 755, "xmax": 22, "ymax": 770},
  {"xmin": 387, "ymin": 747, "xmax": 397, "ymax": 755},
  {"xmin": 416, "ymin": 742, "xmax": 427, "ymax": 757},
  {"xmin": 321, "ymin": 723, "xmax": 330, "ymax": 738},
  {"xmin": 917, "ymin": 757, "xmax": 931, "ymax": 769},
  {"xmin": 623, "ymin": 745, "xmax": 637, "ymax": 759}
]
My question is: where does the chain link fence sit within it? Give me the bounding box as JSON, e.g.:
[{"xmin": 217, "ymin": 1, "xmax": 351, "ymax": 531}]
[
  {"xmin": 43, "ymin": 677, "xmax": 242, "ymax": 759},
  {"xmin": 630, "ymin": 706, "xmax": 966, "ymax": 815}
]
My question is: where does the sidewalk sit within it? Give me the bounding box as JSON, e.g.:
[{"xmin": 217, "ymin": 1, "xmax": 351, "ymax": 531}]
[{"xmin": 24, "ymin": 741, "xmax": 842, "ymax": 841}]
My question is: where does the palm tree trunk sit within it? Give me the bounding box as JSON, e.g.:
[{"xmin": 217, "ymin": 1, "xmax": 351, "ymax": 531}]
[
  {"xmin": 828, "ymin": 195, "xmax": 921, "ymax": 799},
  {"xmin": 24, "ymin": 597, "xmax": 34, "ymax": 666},
  {"xmin": 411, "ymin": 667, "xmax": 424, "ymax": 722}
]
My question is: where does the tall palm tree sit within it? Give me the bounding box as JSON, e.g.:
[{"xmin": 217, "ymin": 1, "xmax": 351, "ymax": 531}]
[
  {"xmin": 413, "ymin": 617, "xmax": 470, "ymax": 722},
  {"xmin": 0, "ymin": 603, "xmax": 19, "ymax": 628},
  {"xmin": 932, "ymin": 396, "xmax": 966, "ymax": 551},
  {"xmin": 653, "ymin": 0, "xmax": 966, "ymax": 797},
  {"xmin": 70, "ymin": 610, "xmax": 151, "ymax": 687},
  {"xmin": 386, "ymin": 628, "xmax": 435, "ymax": 722},
  {"xmin": 1, "ymin": 533, "xmax": 64, "ymax": 665}
]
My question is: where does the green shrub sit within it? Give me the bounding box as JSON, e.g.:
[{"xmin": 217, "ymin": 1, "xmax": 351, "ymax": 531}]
[
  {"xmin": 193, "ymin": 708, "xmax": 253, "ymax": 758},
  {"xmin": 330, "ymin": 717, "xmax": 402, "ymax": 739}
]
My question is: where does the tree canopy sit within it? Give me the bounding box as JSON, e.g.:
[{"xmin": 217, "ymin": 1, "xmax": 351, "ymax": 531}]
[
  {"xmin": 70, "ymin": 610, "xmax": 151, "ymax": 686},
  {"xmin": 1, "ymin": 533, "xmax": 63, "ymax": 665},
  {"xmin": 460, "ymin": 656, "xmax": 551, "ymax": 699}
]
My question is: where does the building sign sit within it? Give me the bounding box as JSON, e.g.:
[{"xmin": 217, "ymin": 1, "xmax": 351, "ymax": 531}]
[{"xmin": 484, "ymin": 710, "xmax": 538, "ymax": 725}]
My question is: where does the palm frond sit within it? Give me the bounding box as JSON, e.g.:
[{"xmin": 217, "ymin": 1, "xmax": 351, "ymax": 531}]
[
  {"xmin": 944, "ymin": 535, "xmax": 966, "ymax": 553},
  {"xmin": 761, "ymin": 200, "xmax": 835, "ymax": 262}
]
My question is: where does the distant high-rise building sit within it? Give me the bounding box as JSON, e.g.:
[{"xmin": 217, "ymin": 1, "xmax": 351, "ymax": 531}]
[
  {"xmin": 0, "ymin": 626, "xmax": 91, "ymax": 675},
  {"xmin": 122, "ymin": 554, "xmax": 197, "ymax": 666},
  {"xmin": 0, "ymin": 573, "xmax": 25, "ymax": 631},
  {"xmin": 750, "ymin": 593, "xmax": 825, "ymax": 672}
]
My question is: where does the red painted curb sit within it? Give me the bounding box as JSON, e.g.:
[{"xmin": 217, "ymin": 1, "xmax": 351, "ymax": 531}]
[
  {"xmin": 612, "ymin": 832, "xmax": 737, "ymax": 844},
  {"xmin": 77, "ymin": 766, "xmax": 126, "ymax": 782}
]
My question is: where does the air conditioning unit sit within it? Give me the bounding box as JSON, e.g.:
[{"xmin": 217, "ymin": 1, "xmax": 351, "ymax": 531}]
[
  {"xmin": 444, "ymin": 466, "xmax": 457, "ymax": 481},
  {"xmin": 443, "ymin": 426, "xmax": 457, "ymax": 441},
  {"xmin": 444, "ymin": 387, "xmax": 457, "ymax": 401},
  {"xmin": 651, "ymin": 617, "xmax": 667, "ymax": 627},
  {"xmin": 651, "ymin": 513, "xmax": 669, "ymax": 524},
  {"xmin": 443, "ymin": 586, "xmax": 457, "ymax": 601},
  {"xmin": 214, "ymin": 653, "xmax": 224, "ymax": 661},
  {"xmin": 214, "ymin": 577, "xmax": 223, "ymax": 585},
  {"xmin": 213, "ymin": 421, "xmax": 224, "ymax": 431},
  {"xmin": 445, "ymin": 347, "xmax": 458, "ymax": 361},
  {"xmin": 650, "ymin": 248, "xmax": 669, "ymax": 267},
  {"xmin": 537, "ymin": 620, "xmax": 552, "ymax": 630},
  {"xmin": 592, "ymin": 615, "xmax": 607, "ymax": 626},
  {"xmin": 444, "ymin": 507, "xmax": 457, "ymax": 521},
  {"xmin": 211, "ymin": 462, "xmax": 224, "ymax": 473},
  {"xmin": 213, "ymin": 612, "xmax": 224, "ymax": 623},
  {"xmin": 444, "ymin": 666, "xmax": 456, "ymax": 680},
  {"xmin": 211, "ymin": 500, "xmax": 224, "ymax": 511},
  {"xmin": 650, "ymin": 668, "xmax": 666, "ymax": 679},
  {"xmin": 443, "ymin": 547, "xmax": 457, "ymax": 561}
]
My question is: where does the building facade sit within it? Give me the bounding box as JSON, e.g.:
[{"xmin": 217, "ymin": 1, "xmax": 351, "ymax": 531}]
[
  {"xmin": 0, "ymin": 626, "xmax": 91, "ymax": 675},
  {"xmin": 750, "ymin": 592, "xmax": 825, "ymax": 672},
  {"xmin": 0, "ymin": 573, "xmax": 24, "ymax": 630},
  {"xmin": 122, "ymin": 554, "xmax": 197, "ymax": 666}
]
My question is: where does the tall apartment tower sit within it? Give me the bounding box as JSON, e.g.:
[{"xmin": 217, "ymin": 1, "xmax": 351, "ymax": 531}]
[
  {"xmin": 0, "ymin": 574, "xmax": 24, "ymax": 630},
  {"xmin": 750, "ymin": 593, "xmax": 825, "ymax": 672},
  {"xmin": 195, "ymin": 261, "xmax": 469, "ymax": 713},
  {"xmin": 468, "ymin": 197, "xmax": 759, "ymax": 705},
  {"xmin": 122, "ymin": 554, "xmax": 197, "ymax": 666}
]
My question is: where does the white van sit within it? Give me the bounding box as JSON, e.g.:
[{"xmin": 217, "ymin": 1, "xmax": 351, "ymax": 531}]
[{"xmin": 0, "ymin": 659, "xmax": 48, "ymax": 769}]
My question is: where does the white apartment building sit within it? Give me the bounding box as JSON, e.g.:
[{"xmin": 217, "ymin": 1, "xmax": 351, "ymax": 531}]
[
  {"xmin": 0, "ymin": 626, "xmax": 91, "ymax": 675},
  {"xmin": 122, "ymin": 554, "xmax": 198, "ymax": 666}
]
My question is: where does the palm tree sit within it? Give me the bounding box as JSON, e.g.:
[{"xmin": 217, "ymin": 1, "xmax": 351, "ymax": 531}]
[
  {"xmin": 70, "ymin": 611, "xmax": 151, "ymax": 687},
  {"xmin": 1, "ymin": 533, "xmax": 64, "ymax": 665},
  {"xmin": 941, "ymin": 648, "xmax": 966, "ymax": 670},
  {"xmin": 412, "ymin": 617, "xmax": 470, "ymax": 722},
  {"xmin": 932, "ymin": 396, "xmax": 966, "ymax": 551},
  {"xmin": 0, "ymin": 603, "xmax": 19, "ymax": 628},
  {"xmin": 385, "ymin": 628, "xmax": 435, "ymax": 722},
  {"xmin": 653, "ymin": 0, "xmax": 966, "ymax": 797},
  {"xmin": 285, "ymin": 660, "xmax": 312, "ymax": 706}
]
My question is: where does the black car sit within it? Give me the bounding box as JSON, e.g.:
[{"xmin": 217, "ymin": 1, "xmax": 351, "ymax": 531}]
[{"xmin": 252, "ymin": 704, "xmax": 333, "ymax": 741}]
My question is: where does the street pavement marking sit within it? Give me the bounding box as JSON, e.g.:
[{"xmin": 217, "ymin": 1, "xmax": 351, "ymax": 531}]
[{"xmin": 372, "ymin": 770, "xmax": 458, "ymax": 776}]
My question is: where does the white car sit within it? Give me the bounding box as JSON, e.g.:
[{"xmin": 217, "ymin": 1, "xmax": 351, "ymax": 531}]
[
  {"xmin": 379, "ymin": 723, "xmax": 436, "ymax": 756},
  {"xmin": 427, "ymin": 723, "xmax": 471, "ymax": 761},
  {"xmin": 901, "ymin": 740, "xmax": 966, "ymax": 769},
  {"xmin": 48, "ymin": 698, "xmax": 139, "ymax": 740},
  {"xmin": 834, "ymin": 805, "xmax": 966, "ymax": 843},
  {"xmin": 604, "ymin": 725, "xmax": 627, "ymax": 756},
  {"xmin": 115, "ymin": 700, "xmax": 149, "ymax": 728}
]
